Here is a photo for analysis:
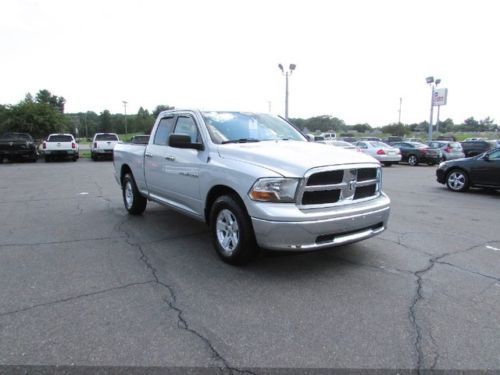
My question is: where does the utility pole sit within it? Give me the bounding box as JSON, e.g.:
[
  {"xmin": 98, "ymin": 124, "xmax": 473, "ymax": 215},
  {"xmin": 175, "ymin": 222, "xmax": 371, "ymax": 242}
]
[
  {"xmin": 122, "ymin": 100, "xmax": 128, "ymax": 135},
  {"xmin": 278, "ymin": 64, "xmax": 296, "ymax": 119},
  {"xmin": 398, "ymin": 97, "xmax": 402, "ymax": 124}
]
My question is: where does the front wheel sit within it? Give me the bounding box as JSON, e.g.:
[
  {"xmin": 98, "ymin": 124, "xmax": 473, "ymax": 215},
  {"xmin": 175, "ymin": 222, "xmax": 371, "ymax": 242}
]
[
  {"xmin": 408, "ymin": 155, "xmax": 419, "ymax": 166},
  {"xmin": 209, "ymin": 195, "xmax": 258, "ymax": 265},
  {"xmin": 446, "ymin": 169, "xmax": 469, "ymax": 192},
  {"xmin": 122, "ymin": 173, "xmax": 147, "ymax": 214}
]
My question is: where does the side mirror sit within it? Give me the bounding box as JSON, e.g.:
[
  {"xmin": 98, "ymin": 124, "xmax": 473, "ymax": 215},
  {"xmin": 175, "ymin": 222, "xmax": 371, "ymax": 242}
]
[{"xmin": 169, "ymin": 134, "xmax": 204, "ymax": 150}]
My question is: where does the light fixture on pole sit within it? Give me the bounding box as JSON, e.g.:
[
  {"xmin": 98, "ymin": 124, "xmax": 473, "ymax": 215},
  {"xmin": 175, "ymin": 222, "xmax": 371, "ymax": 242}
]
[
  {"xmin": 122, "ymin": 100, "xmax": 128, "ymax": 135},
  {"xmin": 425, "ymin": 77, "xmax": 441, "ymax": 142},
  {"xmin": 278, "ymin": 63, "xmax": 296, "ymax": 119}
]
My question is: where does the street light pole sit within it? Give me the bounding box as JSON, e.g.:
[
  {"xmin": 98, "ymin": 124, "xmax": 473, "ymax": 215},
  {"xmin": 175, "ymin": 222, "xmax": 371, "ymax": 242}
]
[
  {"xmin": 398, "ymin": 97, "xmax": 402, "ymax": 124},
  {"xmin": 122, "ymin": 100, "xmax": 128, "ymax": 135},
  {"xmin": 278, "ymin": 63, "xmax": 296, "ymax": 119},
  {"xmin": 425, "ymin": 77, "xmax": 441, "ymax": 142}
]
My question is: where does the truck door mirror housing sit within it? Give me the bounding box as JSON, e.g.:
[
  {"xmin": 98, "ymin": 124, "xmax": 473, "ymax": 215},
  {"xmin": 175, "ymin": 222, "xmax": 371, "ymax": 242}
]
[{"xmin": 169, "ymin": 134, "xmax": 204, "ymax": 150}]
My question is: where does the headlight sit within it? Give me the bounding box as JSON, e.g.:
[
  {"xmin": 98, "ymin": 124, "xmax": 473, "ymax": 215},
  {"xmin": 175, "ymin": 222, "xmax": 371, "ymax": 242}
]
[{"xmin": 249, "ymin": 178, "xmax": 299, "ymax": 202}]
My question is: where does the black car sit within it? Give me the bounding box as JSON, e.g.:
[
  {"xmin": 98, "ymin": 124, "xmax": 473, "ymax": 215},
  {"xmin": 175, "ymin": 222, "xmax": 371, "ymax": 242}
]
[
  {"xmin": 436, "ymin": 147, "xmax": 500, "ymax": 192},
  {"xmin": 391, "ymin": 141, "xmax": 441, "ymax": 166}
]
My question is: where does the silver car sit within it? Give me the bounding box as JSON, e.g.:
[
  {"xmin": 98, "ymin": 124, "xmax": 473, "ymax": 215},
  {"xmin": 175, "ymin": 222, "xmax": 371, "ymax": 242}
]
[
  {"xmin": 354, "ymin": 141, "xmax": 402, "ymax": 166},
  {"xmin": 428, "ymin": 141, "xmax": 465, "ymax": 161},
  {"xmin": 329, "ymin": 140, "xmax": 359, "ymax": 150}
]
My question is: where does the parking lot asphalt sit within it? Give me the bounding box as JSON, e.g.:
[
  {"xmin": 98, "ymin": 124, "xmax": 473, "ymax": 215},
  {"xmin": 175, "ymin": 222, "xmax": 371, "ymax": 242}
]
[{"xmin": 0, "ymin": 159, "xmax": 499, "ymax": 373}]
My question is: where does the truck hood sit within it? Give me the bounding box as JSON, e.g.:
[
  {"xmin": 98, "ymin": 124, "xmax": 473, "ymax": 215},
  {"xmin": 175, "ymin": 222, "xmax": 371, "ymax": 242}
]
[{"xmin": 217, "ymin": 140, "xmax": 379, "ymax": 177}]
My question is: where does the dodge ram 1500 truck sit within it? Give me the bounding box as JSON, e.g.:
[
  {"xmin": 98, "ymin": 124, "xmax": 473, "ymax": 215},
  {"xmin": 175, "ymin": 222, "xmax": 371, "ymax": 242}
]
[{"xmin": 113, "ymin": 110, "xmax": 390, "ymax": 265}]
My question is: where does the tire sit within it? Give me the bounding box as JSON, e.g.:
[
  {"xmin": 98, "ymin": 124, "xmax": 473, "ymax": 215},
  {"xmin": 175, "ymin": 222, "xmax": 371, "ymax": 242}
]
[
  {"xmin": 209, "ymin": 195, "xmax": 258, "ymax": 265},
  {"xmin": 91, "ymin": 153, "xmax": 97, "ymax": 161},
  {"xmin": 408, "ymin": 154, "xmax": 419, "ymax": 166},
  {"xmin": 383, "ymin": 162, "xmax": 392, "ymax": 167},
  {"xmin": 446, "ymin": 169, "xmax": 469, "ymax": 192},
  {"xmin": 44, "ymin": 155, "xmax": 51, "ymax": 163},
  {"xmin": 122, "ymin": 173, "xmax": 147, "ymax": 215},
  {"xmin": 72, "ymin": 155, "xmax": 78, "ymax": 162}
]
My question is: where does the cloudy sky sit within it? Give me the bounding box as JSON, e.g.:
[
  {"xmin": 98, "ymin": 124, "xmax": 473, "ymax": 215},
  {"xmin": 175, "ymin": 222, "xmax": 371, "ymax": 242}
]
[{"xmin": 1, "ymin": 0, "xmax": 498, "ymax": 126}]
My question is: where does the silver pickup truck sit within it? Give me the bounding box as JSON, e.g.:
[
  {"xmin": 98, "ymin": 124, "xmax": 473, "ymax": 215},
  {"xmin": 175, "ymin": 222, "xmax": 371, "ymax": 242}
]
[{"xmin": 113, "ymin": 110, "xmax": 390, "ymax": 265}]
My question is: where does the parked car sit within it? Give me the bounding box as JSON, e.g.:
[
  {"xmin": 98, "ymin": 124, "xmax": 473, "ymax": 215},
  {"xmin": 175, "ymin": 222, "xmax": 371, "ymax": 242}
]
[
  {"xmin": 340, "ymin": 136, "xmax": 357, "ymax": 143},
  {"xmin": 354, "ymin": 141, "xmax": 401, "ymax": 166},
  {"xmin": 130, "ymin": 135, "xmax": 150, "ymax": 145},
  {"xmin": 460, "ymin": 140, "xmax": 491, "ymax": 157},
  {"xmin": 359, "ymin": 137, "xmax": 382, "ymax": 142},
  {"xmin": 427, "ymin": 141, "xmax": 465, "ymax": 161},
  {"xmin": 0, "ymin": 132, "xmax": 38, "ymax": 163},
  {"xmin": 113, "ymin": 109, "xmax": 390, "ymax": 265},
  {"xmin": 391, "ymin": 141, "xmax": 441, "ymax": 166},
  {"xmin": 436, "ymin": 147, "xmax": 500, "ymax": 192},
  {"xmin": 91, "ymin": 133, "xmax": 120, "ymax": 160},
  {"xmin": 321, "ymin": 132, "xmax": 336, "ymax": 141},
  {"xmin": 42, "ymin": 133, "xmax": 79, "ymax": 162}
]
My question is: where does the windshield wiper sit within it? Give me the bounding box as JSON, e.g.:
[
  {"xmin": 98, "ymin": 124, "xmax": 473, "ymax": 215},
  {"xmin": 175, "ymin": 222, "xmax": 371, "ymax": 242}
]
[{"xmin": 222, "ymin": 138, "xmax": 261, "ymax": 144}]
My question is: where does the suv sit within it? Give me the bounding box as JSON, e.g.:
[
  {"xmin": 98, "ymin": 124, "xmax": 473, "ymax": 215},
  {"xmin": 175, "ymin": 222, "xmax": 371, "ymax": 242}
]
[
  {"xmin": 91, "ymin": 133, "xmax": 120, "ymax": 160},
  {"xmin": 0, "ymin": 132, "xmax": 38, "ymax": 163},
  {"xmin": 460, "ymin": 140, "xmax": 491, "ymax": 157}
]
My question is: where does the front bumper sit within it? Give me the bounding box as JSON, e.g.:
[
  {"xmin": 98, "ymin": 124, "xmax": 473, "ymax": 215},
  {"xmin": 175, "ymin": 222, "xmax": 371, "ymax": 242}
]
[
  {"xmin": 251, "ymin": 193, "xmax": 390, "ymax": 251},
  {"xmin": 0, "ymin": 149, "xmax": 37, "ymax": 158},
  {"xmin": 436, "ymin": 168, "xmax": 446, "ymax": 184}
]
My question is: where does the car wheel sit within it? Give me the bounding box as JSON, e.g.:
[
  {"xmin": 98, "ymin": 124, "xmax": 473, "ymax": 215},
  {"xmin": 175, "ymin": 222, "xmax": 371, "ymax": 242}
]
[
  {"xmin": 122, "ymin": 173, "xmax": 147, "ymax": 215},
  {"xmin": 209, "ymin": 195, "xmax": 258, "ymax": 265},
  {"xmin": 44, "ymin": 155, "xmax": 50, "ymax": 163},
  {"xmin": 408, "ymin": 155, "xmax": 419, "ymax": 166},
  {"xmin": 91, "ymin": 153, "xmax": 97, "ymax": 161},
  {"xmin": 383, "ymin": 162, "xmax": 392, "ymax": 167},
  {"xmin": 446, "ymin": 169, "xmax": 469, "ymax": 192}
]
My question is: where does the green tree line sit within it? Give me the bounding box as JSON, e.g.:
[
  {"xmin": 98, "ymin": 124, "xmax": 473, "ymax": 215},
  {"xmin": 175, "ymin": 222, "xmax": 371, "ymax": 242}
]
[{"xmin": 1, "ymin": 90, "xmax": 497, "ymax": 139}]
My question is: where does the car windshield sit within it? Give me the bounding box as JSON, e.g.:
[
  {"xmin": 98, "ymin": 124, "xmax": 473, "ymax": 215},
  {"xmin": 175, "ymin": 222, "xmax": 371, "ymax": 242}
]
[
  {"xmin": 96, "ymin": 134, "xmax": 118, "ymax": 141},
  {"xmin": 202, "ymin": 111, "xmax": 306, "ymax": 144},
  {"xmin": 2, "ymin": 133, "xmax": 31, "ymax": 141},
  {"xmin": 48, "ymin": 135, "xmax": 73, "ymax": 142},
  {"xmin": 369, "ymin": 141, "xmax": 390, "ymax": 148}
]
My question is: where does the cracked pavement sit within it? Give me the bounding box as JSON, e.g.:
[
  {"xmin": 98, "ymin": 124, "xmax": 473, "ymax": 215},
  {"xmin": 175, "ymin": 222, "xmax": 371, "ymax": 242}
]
[{"xmin": 0, "ymin": 160, "xmax": 499, "ymax": 372}]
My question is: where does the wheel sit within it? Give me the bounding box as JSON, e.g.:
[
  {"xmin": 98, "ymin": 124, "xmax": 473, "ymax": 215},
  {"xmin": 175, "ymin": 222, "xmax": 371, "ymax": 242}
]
[
  {"xmin": 383, "ymin": 162, "xmax": 392, "ymax": 167},
  {"xmin": 122, "ymin": 173, "xmax": 147, "ymax": 215},
  {"xmin": 72, "ymin": 155, "xmax": 78, "ymax": 162},
  {"xmin": 44, "ymin": 155, "xmax": 51, "ymax": 163},
  {"xmin": 91, "ymin": 152, "xmax": 97, "ymax": 161},
  {"xmin": 209, "ymin": 195, "xmax": 258, "ymax": 265},
  {"xmin": 408, "ymin": 154, "xmax": 419, "ymax": 166},
  {"xmin": 446, "ymin": 169, "xmax": 469, "ymax": 192}
]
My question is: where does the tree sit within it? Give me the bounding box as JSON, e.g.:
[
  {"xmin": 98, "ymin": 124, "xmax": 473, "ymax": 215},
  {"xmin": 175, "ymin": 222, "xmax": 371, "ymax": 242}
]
[
  {"xmin": 438, "ymin": 118, "xmax": 454, "ymax": 133},
  {"xmin": 152, "ymin": 104, "xmax": 175, "ymax": 118},
  {"xmin": 381, "ymin": 123, "xmax": 410, "ymax": 137},
  {"xmin": 1, "ymin": 100, "xmax": 68, "ymax": 138},
  {"xmin": 351, "ymin": 123, "xmax": 372, "ymax": 133},
  {"xmin": 99, "ymin": 110, "xmax": 112, "ymax": 132},
  {"xmin": 35, "ymin": 89, "xmax": 66, "ymax": 113}
]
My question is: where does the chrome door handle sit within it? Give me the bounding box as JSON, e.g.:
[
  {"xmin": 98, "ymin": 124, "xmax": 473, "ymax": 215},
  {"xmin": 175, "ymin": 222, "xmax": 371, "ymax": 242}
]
[
  {"xmin": 145, "ymin": 153, "xmax": 153, "ymax": 158},
  {"xmin": 165, "ymin": 156, "xmax": 175, "ymax": 161}
]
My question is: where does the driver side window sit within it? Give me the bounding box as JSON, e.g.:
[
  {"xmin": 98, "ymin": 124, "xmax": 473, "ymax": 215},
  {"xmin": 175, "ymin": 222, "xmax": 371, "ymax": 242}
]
[{"xmin": 173, "ymin": 116, "xmax": 200, "ymax": 143}]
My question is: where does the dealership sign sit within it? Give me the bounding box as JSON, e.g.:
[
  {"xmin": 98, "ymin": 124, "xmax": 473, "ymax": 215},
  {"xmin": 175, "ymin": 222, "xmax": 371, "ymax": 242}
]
[{"xmin": 433, "ymin": 88, "xmax": 448, "ymax": 106}]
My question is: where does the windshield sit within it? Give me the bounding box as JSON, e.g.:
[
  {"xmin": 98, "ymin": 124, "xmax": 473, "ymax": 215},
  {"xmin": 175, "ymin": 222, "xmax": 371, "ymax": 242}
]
[
  {"xmin": 48, "ymin": 135, "xmax": 73, "ymax": 142},
  {"xmin": 202, "ymin": 111, "xmax": 306, "ymax": 144},
  {"xmin": 96, "ymin": 134, "xmax": 118, "ymax": 141}
]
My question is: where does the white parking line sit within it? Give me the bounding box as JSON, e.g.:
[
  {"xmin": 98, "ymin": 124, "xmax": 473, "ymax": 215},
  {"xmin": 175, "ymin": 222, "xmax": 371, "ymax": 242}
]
[{"xmin": 486, "ymin": 245, "xmax": 500, "ymax": 252}]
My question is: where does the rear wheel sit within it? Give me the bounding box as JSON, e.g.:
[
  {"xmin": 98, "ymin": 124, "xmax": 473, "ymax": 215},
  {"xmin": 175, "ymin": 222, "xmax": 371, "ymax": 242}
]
[
  {"xmin": 383, "ymin": 162, "xmax": 392, "ymax": 167},
  {"xmin": 209, "ymin": 195, "xmax": 258, "ymax": 265},
  {"xmin": 122, "ymin": 173, "xmax": 147, "ymax": 214},
  {"xmin": 44, "ymin": 155, "xmax": 51, "ymax": 163},
  {"xmin": 91, "ymin": 152, "xmax": 97, "ymax": 161},
  {"xmin": 408, "ymin": 154, "xmax": 419, "ymax": 166},
  {"xmin": 446, "ymin": 169, "xmax": 469, "ymax": 192}
]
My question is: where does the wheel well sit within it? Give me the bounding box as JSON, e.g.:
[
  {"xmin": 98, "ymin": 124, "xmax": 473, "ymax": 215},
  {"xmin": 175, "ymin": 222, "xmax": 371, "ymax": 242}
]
[
  {"xmin": 120, "ymin": 164, "xmax": 132, "ymax": 185},
  {"xmin": 205, "ymin": 185, "xmax": 246, "ymax": 224}
]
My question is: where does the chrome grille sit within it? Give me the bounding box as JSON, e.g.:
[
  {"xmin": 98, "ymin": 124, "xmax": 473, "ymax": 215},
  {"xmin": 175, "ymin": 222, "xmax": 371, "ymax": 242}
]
[{"xmin": 298, "ymin": 164, "xmax": 381, "ymax": 208}]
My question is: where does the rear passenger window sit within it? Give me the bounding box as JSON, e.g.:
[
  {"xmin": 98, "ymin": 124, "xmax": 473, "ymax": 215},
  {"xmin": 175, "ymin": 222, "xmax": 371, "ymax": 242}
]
[
  {"xmin": 173, "ymin": 116, "xmax": 199, "ymax": 143},
  {"xmin": 154, "ymin": 117, "xmax": 174, "ymax": 145}
]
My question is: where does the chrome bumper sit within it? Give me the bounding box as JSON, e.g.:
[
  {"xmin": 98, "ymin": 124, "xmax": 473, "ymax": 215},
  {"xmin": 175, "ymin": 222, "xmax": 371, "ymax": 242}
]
[{"xmin": 251, "ymin": 194, "xmax": 390, "ymax": 251}]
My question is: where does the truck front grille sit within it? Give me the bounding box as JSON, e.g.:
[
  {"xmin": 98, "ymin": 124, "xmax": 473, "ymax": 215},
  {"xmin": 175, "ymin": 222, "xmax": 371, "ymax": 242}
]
[{"xmin": 298, "ymin": 164, "xmax": 381, "ymax": 207}]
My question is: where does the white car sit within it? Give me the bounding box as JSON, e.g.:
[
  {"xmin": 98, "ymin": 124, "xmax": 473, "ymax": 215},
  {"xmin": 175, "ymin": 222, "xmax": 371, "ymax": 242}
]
[
  {"xmin": 42, "ymin": 133, "xmax": 79, "ymax": 162},
  {"xmin": 329, "ymin": 140, "xmax": 359, "ymax": 151},
  {"xmin": 354, "ymin": 141, "xmax": 401, "ymax": 166},
  {"xmin": 91, "ymin": 133, "xmax": 120, "ymax": 160}
]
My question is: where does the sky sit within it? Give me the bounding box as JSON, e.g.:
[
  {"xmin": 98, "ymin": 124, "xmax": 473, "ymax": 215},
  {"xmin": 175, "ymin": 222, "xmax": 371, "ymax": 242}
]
[{"xmin": 1, "ymin": 0, "xmax": 499, "ymax": 127}]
